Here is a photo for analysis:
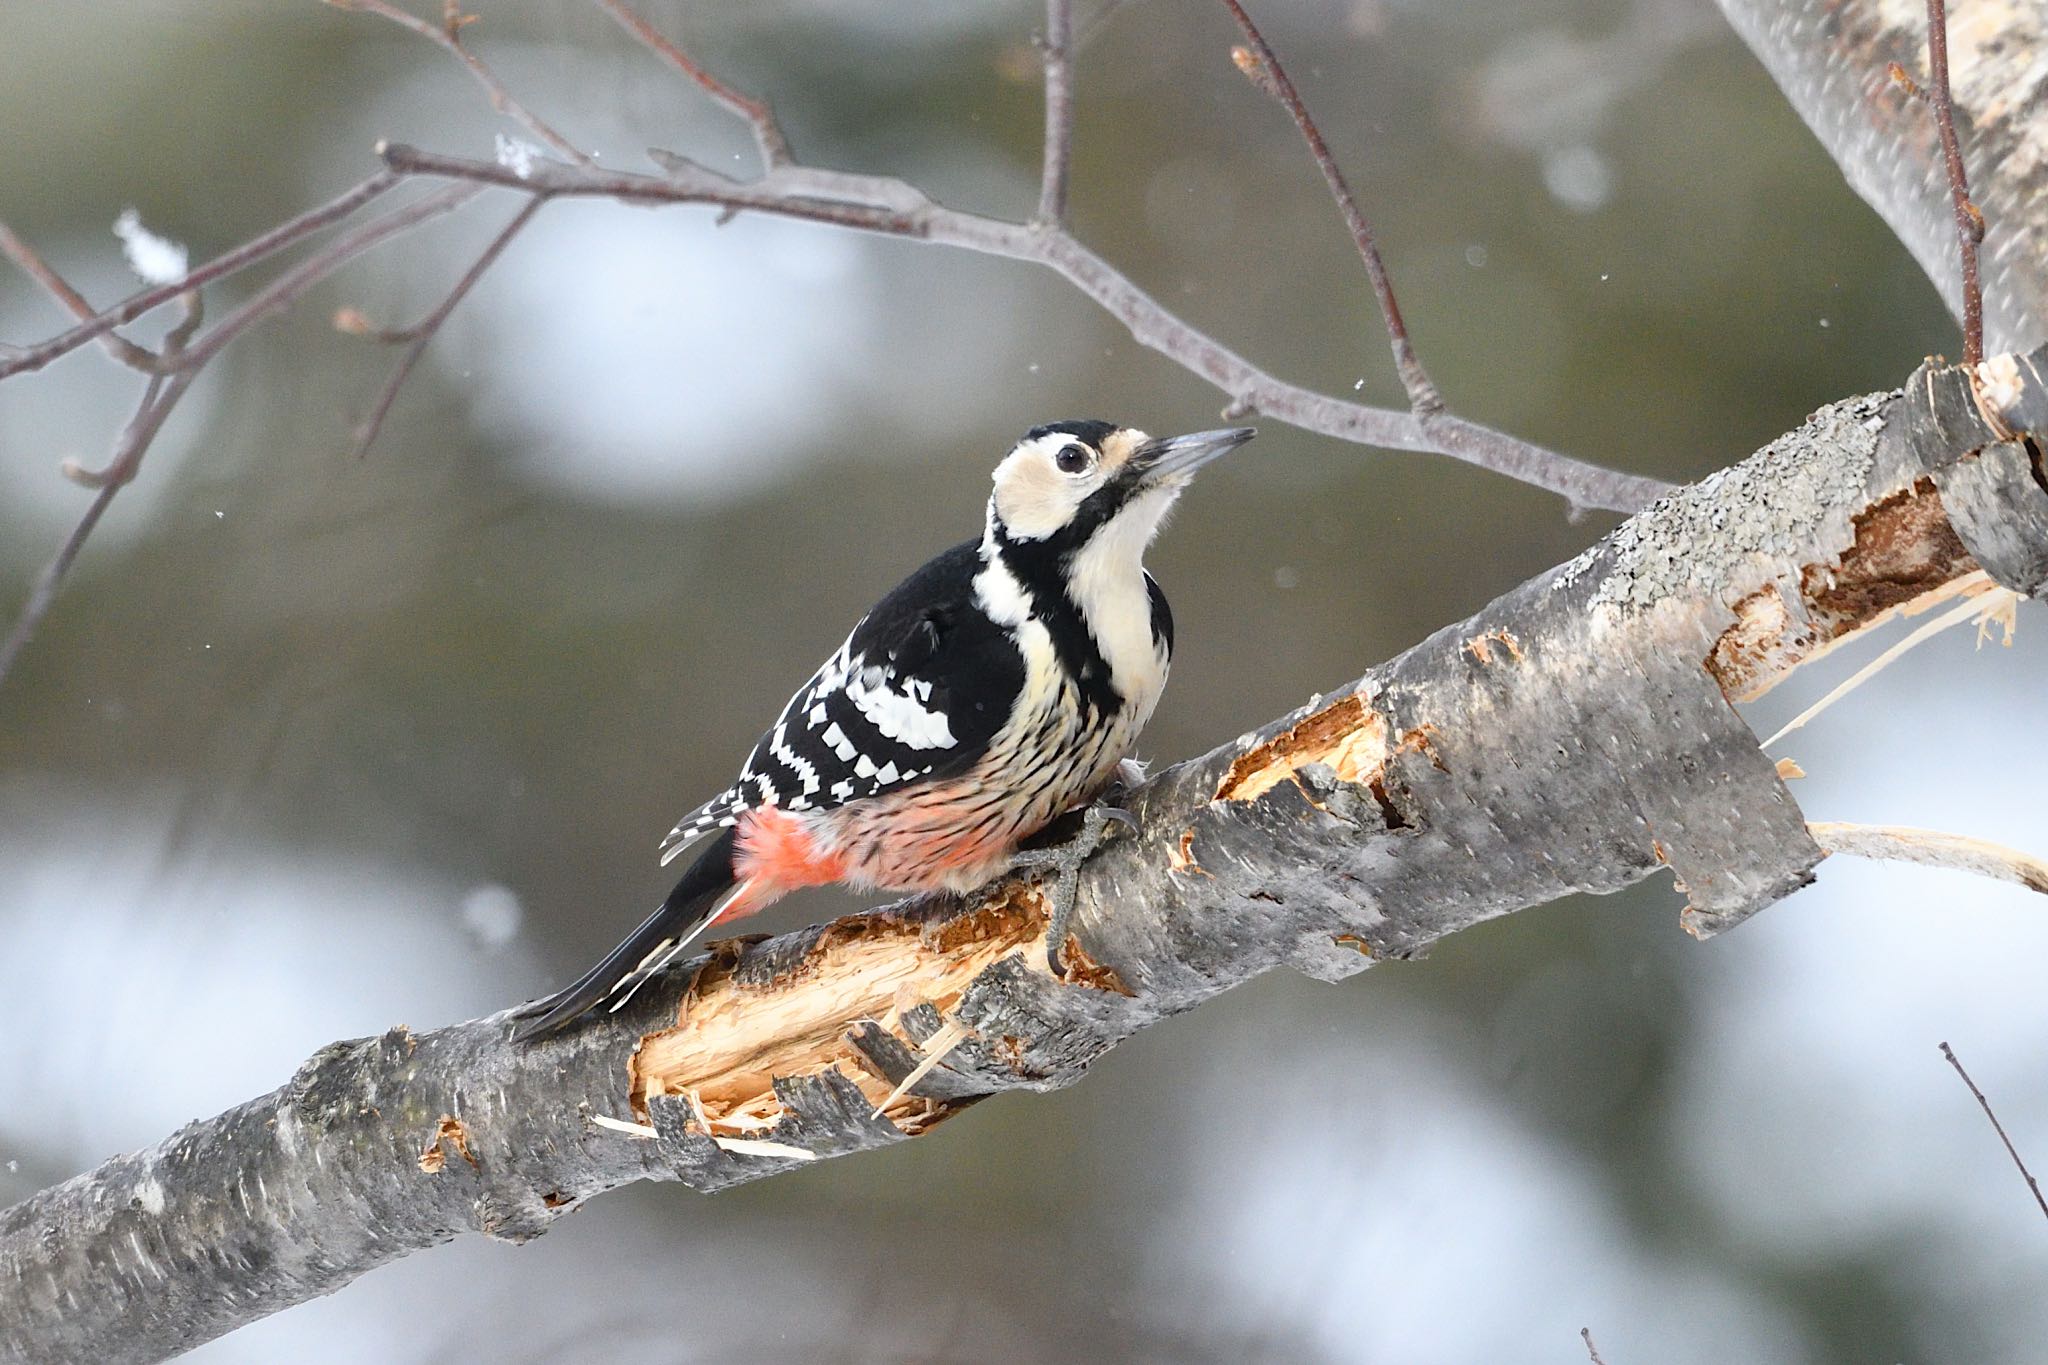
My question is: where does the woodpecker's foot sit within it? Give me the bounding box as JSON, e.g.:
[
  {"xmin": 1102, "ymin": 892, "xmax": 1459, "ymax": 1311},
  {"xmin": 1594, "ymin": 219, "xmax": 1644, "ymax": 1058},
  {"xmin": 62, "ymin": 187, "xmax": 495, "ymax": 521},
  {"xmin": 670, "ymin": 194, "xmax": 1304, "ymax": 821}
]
[{"xmin": 1011, "ymin": 802, "xmax": 1138, "ymax": 976}]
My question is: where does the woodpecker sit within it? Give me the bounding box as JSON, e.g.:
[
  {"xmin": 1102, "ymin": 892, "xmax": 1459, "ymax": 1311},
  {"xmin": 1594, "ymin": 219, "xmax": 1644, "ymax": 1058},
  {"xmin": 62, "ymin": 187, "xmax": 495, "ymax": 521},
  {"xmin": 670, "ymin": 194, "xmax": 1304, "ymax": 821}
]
[{"xmin": 511, "ymin": 420, "xmax": 1255, "ymax": 1040}]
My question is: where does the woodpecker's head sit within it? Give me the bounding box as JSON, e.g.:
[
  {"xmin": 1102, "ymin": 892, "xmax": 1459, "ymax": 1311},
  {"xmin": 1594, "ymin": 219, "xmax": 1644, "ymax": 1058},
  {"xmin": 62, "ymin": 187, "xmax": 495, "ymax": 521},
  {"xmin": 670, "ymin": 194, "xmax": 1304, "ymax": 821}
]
[{"xmin": 987, "ymin": 420, "xmax": 1254, "ymax": 550}]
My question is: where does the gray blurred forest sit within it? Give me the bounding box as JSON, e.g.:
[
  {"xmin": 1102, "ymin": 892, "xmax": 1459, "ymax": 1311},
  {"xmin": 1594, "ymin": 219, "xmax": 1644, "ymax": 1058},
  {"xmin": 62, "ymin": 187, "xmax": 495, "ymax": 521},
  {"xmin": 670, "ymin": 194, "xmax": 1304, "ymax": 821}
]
[{"xmin": 3, "ymin": 0, "xmax": 2046, "ymax": 1361}]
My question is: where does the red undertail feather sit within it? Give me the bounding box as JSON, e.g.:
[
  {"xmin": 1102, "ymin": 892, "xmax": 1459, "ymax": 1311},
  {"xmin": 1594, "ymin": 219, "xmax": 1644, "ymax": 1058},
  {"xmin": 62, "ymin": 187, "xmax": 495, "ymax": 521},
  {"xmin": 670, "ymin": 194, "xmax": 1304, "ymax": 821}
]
[{"xmin": 732, "ymin": 806, "xmax": 847, "ymax": 903}]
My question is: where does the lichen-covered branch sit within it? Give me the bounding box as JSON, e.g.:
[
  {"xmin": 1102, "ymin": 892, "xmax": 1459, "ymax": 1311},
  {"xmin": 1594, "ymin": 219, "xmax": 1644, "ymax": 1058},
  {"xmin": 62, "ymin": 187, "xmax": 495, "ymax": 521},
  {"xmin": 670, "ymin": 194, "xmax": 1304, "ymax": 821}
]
[{"xmin": 6, "ymin": 344, "xmax": 2044, "ymax": 1365}]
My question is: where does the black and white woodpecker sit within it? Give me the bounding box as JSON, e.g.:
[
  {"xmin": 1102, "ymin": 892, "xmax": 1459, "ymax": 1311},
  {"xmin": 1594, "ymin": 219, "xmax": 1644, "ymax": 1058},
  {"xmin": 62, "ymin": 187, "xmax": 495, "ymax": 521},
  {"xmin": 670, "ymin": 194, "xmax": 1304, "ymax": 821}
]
[{"xmin": 512, "ymin": 420, "xmax": 1255, "ymax": 1040}]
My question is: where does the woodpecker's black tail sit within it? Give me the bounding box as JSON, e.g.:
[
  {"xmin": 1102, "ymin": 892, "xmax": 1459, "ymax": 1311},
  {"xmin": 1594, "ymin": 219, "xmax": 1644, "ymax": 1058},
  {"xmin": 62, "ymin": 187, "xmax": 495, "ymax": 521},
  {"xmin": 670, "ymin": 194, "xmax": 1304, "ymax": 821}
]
[{"xmin": 510, "ymin": 829, "xmax": 740, "ymax": 1042}]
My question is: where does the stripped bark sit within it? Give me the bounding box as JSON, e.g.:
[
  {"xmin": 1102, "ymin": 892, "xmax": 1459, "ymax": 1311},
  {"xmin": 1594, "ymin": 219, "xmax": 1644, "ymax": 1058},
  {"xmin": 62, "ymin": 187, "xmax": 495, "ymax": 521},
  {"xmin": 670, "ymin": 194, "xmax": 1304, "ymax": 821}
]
[{"xmin": 4, "ymin": 343, "xmax": 2045, "ymax": 1365}]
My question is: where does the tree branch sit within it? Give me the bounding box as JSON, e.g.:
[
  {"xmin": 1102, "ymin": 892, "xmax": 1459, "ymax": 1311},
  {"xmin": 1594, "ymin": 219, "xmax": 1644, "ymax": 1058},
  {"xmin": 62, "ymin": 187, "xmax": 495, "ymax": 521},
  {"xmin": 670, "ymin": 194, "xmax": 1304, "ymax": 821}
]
[
  {"xmin": 341, "ymin": 191, "xmax": 545, "ymax": 456},
  {"xmin": 1717, "ymin": 0, "xmax": 2047, "ymax": 354},
  {"xmin": 1939, "ymin": 1041, "xmax": 2048, "ymax": 1223},
  {"xmin": 1036, "ymin": 0, "xmax": 1076, "ymax": 226},
  {"xmin": 1921, "ymin": 0, "xmax": 1986, "ymax": 365},
  {"xmin": 0, "ymin": 367, "xmax": 197, "ymax": 685},
  {"xmin": 0, "ymin": 171, "xmax": 403, "ymax": 382},
  {"xmin": 593, "ymin": 0, "xmax": 791, "ymax": 170},
  {"xmin": 375, "ymin": 141, "xmax": 1668, "ymax": 513},
  {"xmin": 8, "ymin": 341, "xmax": 2046, "ymax": 1364},
  {"xmin": 0, "ymin": 182, "xmax": 483, "ymax": 692},
  {"xmin": 1220, "ymin": 0, "xmax": 1443, "ymax": 415},
  {"xmin": 325, "ymin": 0, "xmax": 593, "ymax": 165},
  {"xmin": 0, "ymin": 222, "xmax": 167, "ymax": 374}
]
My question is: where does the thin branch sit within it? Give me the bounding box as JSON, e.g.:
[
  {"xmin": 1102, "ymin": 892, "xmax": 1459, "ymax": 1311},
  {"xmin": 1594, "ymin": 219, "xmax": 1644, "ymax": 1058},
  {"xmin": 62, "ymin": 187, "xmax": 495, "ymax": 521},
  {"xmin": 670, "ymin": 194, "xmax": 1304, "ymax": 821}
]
[
  {"xmin": 1939, "ymin": 1041, "xmax": 2048, "ymax": 1223},
  {"xmin": 345, "ymin": 192, "xmax": 545, "ymax": 456},
  {"xmin": 1581, "ymin": 1327, "xmax": 1610, "ymax": 1365},
  {"xmin": 1809, "ymin": 822, "xmax": 2048, "ymax": 896},
  {"xmin": 0, "ymin": 171, "xmax": 402, "ymax": 382},
  {"xmin": 1922, "ymin": 0, "xmax": 1985, "ymax": 364},
  {"xmin": 327, "ymin": 0, "xmax": 593, "ymax": 166},
  {"xmin": 1218, "ymin": 0, "xmax": 1443, "ymax": 415},
  {"xmin": 0, "ymin": 364, "xmax": 198, "ymax": 689},
  {"xmin": 0, "ymin": 187, "xmax": 480, "ymax": 691},
  {"xmin": 594, "ymin": 0, "xmax": 791, "ymax": 170},
  {"xmin": 379, "ymin": 142, "xmax": 1670, "ymax": 513},
  {"xmin": 174, "ymin": 180, "xmax": 486, "ymax": 373},
  {"xmin": 1036, "ymin": 0, "xmax": 1076, "ymax": 226},
  {"xmin": 0, "ymin": 222, "xmax": 165, "ymax": 373},
  {"xmin": 0, "ymin": 19, "xmax": 1664, "ymax": 518}
]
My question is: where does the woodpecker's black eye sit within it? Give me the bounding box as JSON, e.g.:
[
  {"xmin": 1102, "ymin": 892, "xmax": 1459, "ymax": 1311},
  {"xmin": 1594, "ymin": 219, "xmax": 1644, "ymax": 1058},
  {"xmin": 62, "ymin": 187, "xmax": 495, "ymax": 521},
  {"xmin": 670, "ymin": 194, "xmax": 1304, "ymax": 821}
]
[{"xmin": 1055, "ymin": 444, "xmax": 1095, "ymax": 474}]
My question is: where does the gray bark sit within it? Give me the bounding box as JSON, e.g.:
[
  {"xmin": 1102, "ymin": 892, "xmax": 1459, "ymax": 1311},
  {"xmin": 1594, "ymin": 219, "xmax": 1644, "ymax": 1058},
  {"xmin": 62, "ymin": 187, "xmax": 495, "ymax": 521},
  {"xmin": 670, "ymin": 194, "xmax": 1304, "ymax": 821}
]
[
  {"xmin": 1718, "ymin": 0, "xmax": 2048, "ymax": 352},
  {"xmin": 4, "ymin": 345, "xmax": 2045, "ymax": 1364}
]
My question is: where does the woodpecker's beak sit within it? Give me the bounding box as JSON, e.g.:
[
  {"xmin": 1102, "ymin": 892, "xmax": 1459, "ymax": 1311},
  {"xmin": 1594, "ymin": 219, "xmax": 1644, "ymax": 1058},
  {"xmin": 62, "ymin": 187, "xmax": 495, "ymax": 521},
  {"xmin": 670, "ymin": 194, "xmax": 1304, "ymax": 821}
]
[{"xmin": 1132, "ymin": 426, "xmax": 1256, "ymax": 484}]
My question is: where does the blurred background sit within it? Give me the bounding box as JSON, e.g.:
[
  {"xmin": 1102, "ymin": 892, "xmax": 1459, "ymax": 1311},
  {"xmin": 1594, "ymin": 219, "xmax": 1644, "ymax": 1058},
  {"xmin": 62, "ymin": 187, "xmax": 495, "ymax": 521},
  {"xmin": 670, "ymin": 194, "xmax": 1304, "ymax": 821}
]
[{"xmin": 3, "ymin": 0, "xmax": 2043, "ymax": 1360}]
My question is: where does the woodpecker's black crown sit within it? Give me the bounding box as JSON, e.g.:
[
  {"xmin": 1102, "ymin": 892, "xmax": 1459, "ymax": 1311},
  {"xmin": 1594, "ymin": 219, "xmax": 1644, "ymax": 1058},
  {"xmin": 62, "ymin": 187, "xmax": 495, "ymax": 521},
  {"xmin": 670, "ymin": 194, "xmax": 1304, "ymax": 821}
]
[{"xmin": 1023, "ymin": 418, "xmax": 1119, "ymax": 448}]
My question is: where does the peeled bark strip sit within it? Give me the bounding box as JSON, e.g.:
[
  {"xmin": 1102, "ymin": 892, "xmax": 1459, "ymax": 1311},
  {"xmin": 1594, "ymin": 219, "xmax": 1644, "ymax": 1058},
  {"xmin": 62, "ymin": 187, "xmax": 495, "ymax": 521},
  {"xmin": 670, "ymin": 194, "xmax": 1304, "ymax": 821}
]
[
  {"xmin": 4, "ymin": 347, "xmax": 2044, "ymax": 1364},
  {"xmin": 1717, "ymin": 0, "xmax": 2048, "ymax": 353}
]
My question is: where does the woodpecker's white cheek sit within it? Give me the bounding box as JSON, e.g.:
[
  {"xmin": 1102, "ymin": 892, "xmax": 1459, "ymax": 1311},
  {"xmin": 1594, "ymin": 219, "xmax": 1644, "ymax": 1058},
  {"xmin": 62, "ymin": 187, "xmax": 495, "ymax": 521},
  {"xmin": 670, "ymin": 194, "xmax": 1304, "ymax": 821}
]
[{"xmin": 990, "ymin": 437, "xmax": 1104, "ymax": 539}]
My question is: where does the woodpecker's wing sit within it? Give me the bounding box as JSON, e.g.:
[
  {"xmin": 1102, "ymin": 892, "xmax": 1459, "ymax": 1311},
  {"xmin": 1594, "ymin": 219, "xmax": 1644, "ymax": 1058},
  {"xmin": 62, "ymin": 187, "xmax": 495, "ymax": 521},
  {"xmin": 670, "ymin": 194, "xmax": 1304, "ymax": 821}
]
[{"xmin": 659, "ymin": 541, "xmax": 1024, "ymax": 864}]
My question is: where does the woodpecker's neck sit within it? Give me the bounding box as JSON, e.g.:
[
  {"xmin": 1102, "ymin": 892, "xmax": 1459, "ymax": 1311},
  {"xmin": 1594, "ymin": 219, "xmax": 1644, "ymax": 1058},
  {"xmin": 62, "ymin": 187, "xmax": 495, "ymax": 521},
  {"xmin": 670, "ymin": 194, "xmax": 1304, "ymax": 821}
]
[{"xmin": 979, "ymin": 493, "xmax": 1174, "ymax": 716}]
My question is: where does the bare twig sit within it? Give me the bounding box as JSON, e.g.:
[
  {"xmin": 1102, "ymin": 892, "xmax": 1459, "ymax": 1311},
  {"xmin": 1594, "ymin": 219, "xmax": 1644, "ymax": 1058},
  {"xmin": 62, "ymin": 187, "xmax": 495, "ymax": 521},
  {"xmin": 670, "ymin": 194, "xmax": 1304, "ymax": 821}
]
[
  {"xmin": 595, "ymin": 0, "xmax": 791, "ymax": 170},
  {"xmin": 0, "ymin": 6, "xmax": 1673, "ymax": 688},
  {"xmin": 327, "ymin": 0, "xmax": 593, "ymax": 166},
  {"xmin": 62, "ymin": 294, "xmax": 204, "ymax": 490},
  {"xmin": 1218, "ymin": 0, "xmax": 1442, "ymax": 415},
  {"xmin": 1037, "ymin": 0, "xmax": 1076, "ymax": 226},
  {"xmin": 1939, "ymin": 1041, "xmax": 2048, "ymax": 1223},
  {"xmin": 0, "ymin": 171, "xmax": 403, "ymax": 382},
  {"xmin": 0, "ymin": 365, "xmax": 197, "ymax": 688},
  {"xmin": 346, "ymin": 192, "xmax": 544, "ymax": 456},
  {"xmin": 0, "ymin": 222, "xmax": 165, "ymax": 374},
  {"xmin": 1809, "ymin": 823, "xmax": 2048, "ymax": 896},
  {"xmin": 0, "ymin": 187, "xmax": 479, "ymax": 692},
  {"xmin": 379, "ymin": 142, "xmax": 1668, "ymax": 513},
  {"xmin": 0, "ymin": 20, "xmax": 1662, "ymax": 518},
  {"xmin": 175, "ymin": 180, "xmax": 485, "ymax": 373},
  {"xmin": 1922, "ymin": 0, "xmax": 1985, "ymax": 364},
  {"xmin": 1581, "ymin": 1327, "xmax": 1610, "ymax": 1365}
]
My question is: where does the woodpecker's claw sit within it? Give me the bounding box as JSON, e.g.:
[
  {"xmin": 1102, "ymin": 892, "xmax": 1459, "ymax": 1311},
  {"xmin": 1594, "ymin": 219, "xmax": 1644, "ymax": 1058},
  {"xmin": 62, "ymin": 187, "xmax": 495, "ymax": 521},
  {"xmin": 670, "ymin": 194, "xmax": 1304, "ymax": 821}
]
[{"xmin": 1011, "ymin": 802, "xmax": 1136, "ymax": 976}]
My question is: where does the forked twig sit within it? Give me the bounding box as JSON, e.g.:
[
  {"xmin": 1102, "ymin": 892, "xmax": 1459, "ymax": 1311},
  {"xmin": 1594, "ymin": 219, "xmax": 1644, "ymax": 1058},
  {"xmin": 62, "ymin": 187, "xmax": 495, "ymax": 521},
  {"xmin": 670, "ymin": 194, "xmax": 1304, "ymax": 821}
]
[
  {"xmin": 1218, "ymin": 0, "xmax": 1442, "ymax": 415},
  {"xmin": 326, "ymin": 0, "xmax": 592, "ymax": 166},
  {"xmin": 1939, "ymin": 1042, "xmax": 2048, "ymax": 1223},
  {"xmin": 0, "ymin": 184, "xmax": 483, "ymax": 691},
  {"xmin": 0, "ymin": 172, "xmax": 403, "ymax": 382},
  {"xmin": 0, "ymin": 3, "xmax": 1675, "ymax": 688},
  {"xmin": 594, "ymin": 0, "xmax": 791, "ymax": 170},
  {"xmin": 378, "ymin": 140, "xmax": 1667, "ymax": 514},
  {"xmin": 0, "ymin": 223, "xmax": 165, "ymax": 374},
  {"xmin": 344, "ymin": 192, "xmax": 545, "ymax": 456},
  {"xmin": 0, "ymin": 358, "xmax": 197, "ymax": 684}
]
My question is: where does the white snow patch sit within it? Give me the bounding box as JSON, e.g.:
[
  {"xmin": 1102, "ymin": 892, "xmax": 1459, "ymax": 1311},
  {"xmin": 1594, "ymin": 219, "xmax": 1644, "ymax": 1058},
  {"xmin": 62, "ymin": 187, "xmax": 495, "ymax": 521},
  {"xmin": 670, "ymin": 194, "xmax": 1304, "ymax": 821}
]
[
  {"xmin": 112, "ymin": 208, "xmax": 188, "ymax": 285},
  {"xmin": 493, "ymin": 133, "xmax": 539, "ymax": 181}
]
